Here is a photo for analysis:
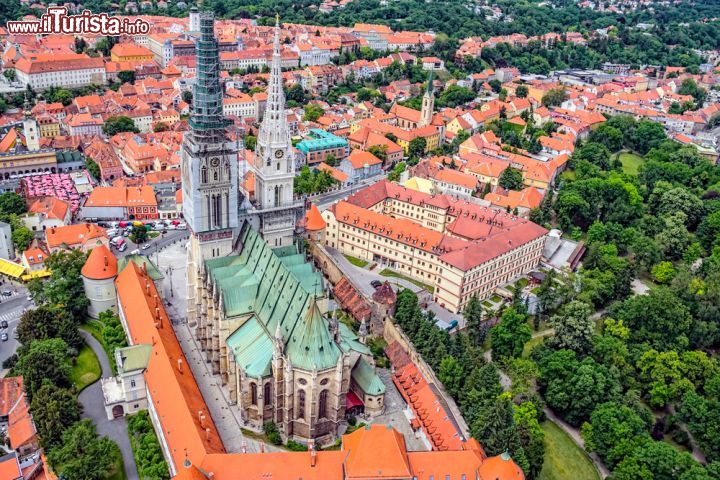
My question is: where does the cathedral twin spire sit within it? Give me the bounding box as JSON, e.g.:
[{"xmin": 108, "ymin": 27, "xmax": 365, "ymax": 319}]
[{"xmin": 256, "ymin": 16, "xmax": 291, "ymax": 151}]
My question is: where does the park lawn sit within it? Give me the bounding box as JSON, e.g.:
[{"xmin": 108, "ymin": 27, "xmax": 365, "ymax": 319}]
[
  {"xmin": 618, "ymin": 152, "xmax": 645, "ymax": 175},
  {"xmin": 70, "ymin": 343, "xmax": 101, "ymax": 392},
  {"xmin": 379, "ymin": 268, "xmax": 434, "ymax": 293},
  {"xmin": 560, "ymin": 169, "xmax": 576, "ymax": 181},
  {"xmin": 344, "ymin": 254, "xmax": 369, "ymax": 268},
  {"xmin": 539, "ymin": 421, "xmax": 601, "ymax": 480},
  {"xmin": 522, "ymin": 334, "xmax": 548, "ymax": 358}
]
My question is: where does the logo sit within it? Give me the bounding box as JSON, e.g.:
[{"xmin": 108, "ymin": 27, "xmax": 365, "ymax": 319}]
[{"xmin": 7, "ymin": 7, "xmax": 150, "ymax": 35}]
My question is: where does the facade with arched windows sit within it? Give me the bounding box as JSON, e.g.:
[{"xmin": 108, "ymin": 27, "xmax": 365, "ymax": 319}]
[{"xmin": 197, "ymin": 223, "xmax": 386, "ymax": 446}]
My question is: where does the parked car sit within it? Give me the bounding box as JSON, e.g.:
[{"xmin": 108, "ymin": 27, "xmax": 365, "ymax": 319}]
[
  {"xmin": 118, "ymin": 243, "xmax": 127, "ymax": 252},
  {"xmin": 176, "ymin": 223, "xmax": 187, "ymax": 230},
  {"xmin": 1, "ymin": 333, "xmax": 8, "ymax": 342},
  {"xmin": 370, "ymin": 280, "xmax": 382, "ymax": 289},
  {"xmin": 130, "ymin": 249, "xmax": 140, "ymax": 255},
  {"xmin": 1, "ymin": 290, "xmax": 11, "ymax": 297},
  {"xmin": 142, "ymin": 243, "xmax": 151, "ymax": 250}
]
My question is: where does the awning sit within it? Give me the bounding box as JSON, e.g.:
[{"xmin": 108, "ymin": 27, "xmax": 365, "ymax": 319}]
[
  {"xmin": 0, "ymin": 258, "xmax": 25, "ymax": 279},
  {"xmin": 345, "ymin": 391, "xmax": 364, "ymax": 409},
  {"xmin": 21, "ymin": 270, "xmax": 51, "ymax": 281}
]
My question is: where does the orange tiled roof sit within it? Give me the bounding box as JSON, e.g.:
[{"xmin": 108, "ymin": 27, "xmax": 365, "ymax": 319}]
[
  {"xmin": 45, "ymin": 223, "xmax": 107, "ymax": 249},
  {"xmin": 81, "ymin": 244, "xmax": 118, "ymax": 280},
  {"xmin": 29, "ymin": 197, "xmax": 70, "ymax": 221},
  {"xmin": 0, "ymin": 454, "xmax": 21, "ymax": 480},
  {"xmin": 304, "ymin": 203, "xmax": 326, "ymax": 231},
  {"xmin": 8, "ymin": 392, "xmax": 35, "ymax": 450},
  {"xmin": 85, "ymin": 186, "xmax": 157, "ymax": 208},
  {"xmin": 0, "ymin": 377, "xmax": 23, "ymax": 417},
  {"xmin": 115, "ymin": 263, "xmax": 225, "ymax": 469},
  {"xmin": 346, "ymin": 149, "xmax": 382, "ymax": 169},
  {"xmin": 432, "ymin": 168, "xmax": 479, "ymax": 190},
  {"xmin": 343, "ymin": 425, "xmax": 412, "ymax": 478}
]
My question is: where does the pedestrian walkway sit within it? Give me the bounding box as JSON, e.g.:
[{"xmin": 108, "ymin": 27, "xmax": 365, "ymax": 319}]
[{"xmin": 78, "ymin": 331, "xmax": 139, "ymax": 480}]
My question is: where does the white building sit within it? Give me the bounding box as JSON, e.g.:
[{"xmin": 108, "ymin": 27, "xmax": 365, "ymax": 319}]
[
  {"xmin": 81, "ymin": 244, "xmax": 119, "ymax": 318},
  {"xmin": 0, "ymin": 221, "xmax": 12, "ymax": 260},
  {"xmin": 223, "ymin": 95, "xmax": 257, "ymax": 120},
  {"xmin": 101, "ymin": 344, "xmax": 150, "ymax": 419},
  {"xmin": 14, "ymin": 53, "xmax": 106, "ymax": 90}
]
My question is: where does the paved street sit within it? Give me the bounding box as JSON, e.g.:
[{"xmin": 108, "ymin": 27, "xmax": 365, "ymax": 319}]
[
  {"xmin": 324, "ymin": 246, "xmax": 463, "ymax": 328},
  {"xmin": 78, "ymin": 330, "xmax": 139, "ymax": 480},
  {"xmin": 0, "ymin": 282, "xmax": 32, "ymax": 368},
  {"xmin": 112, "ymin": 229, "xmax": 189, "ymax": 260}
]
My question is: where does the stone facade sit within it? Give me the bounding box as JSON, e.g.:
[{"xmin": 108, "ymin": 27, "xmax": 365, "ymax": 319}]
[{"xmin": 194, "ymin": 223, "xmax": 385, "ymax": 446}]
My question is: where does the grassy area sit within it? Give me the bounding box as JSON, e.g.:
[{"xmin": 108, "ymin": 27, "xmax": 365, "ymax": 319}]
[
  {"xmin": 618, "ymin": 152, "xmax": 645, "ymax": 175},
  {"xmin": 344, "ymin": 254, "xmax": 369, "ymax": 268},
  {"xmin": 516, "ymin": 278, "xmax": 530, "ymax": 288},
  {"xmin": 490, "ymin": 295, "xmax": 502, "ymax": 303},
  {"xmin": 379, "ymin": 268, "xmax": 434, "ymax": 293},
  {"xmin": 560, "ymin": 169, "xmax": 576, "ymax": 181},
  {"xmin": 70, "ymin": 343, "xmax": 101, "ymax": 392},
  {"xmin": 81, "ymin": 320, "xmax": 116, "ymax": 374},
  {"xmin": 482, "ymin": 300, "xmax": 493, "ymax": 308},
  {"xmin": 105, "ymin": 453, "xmax": 127, "ymax": 480},
  {"xmin": 539, "ymin": 421, "xmax": 601, "ymax": 480},
  {"xmin": 522, "ymin": 332, "xmax": 551, "ymax": 358}
]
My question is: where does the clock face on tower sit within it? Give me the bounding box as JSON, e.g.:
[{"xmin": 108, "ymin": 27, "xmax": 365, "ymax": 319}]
[
  {"xmin": 274, "ymin": 149, "xmax": 284, "ymax": 159},
  {"xmin": 210, "ymin": 157, "xmax": 220, "ymax": 167}
]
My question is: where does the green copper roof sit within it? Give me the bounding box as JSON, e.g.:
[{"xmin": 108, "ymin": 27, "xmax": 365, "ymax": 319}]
[
  {"xmin": 116, "ymin": 344, "xmax": 152, "ymax": 374},
  {"xmin": 118, "ymin": 254, "xmax": 164, "ymax": 280},
  {"xmin": 338, "ymin": 322, "xmax": 371, "ymax": 356},
  {"xmin": 207, "ymin": 223, "xmax": 331, "ymax": 372},
  {"xmin": 352, "ymin": 357, "xmax": 386, "ymax": 396},
  {"xmin": 226, "ymin": 316, "xmax": 272, "ymax": 378},
  {"xmin": 285, "ymin": 297, "xmax": 340, "ymax": 371}
]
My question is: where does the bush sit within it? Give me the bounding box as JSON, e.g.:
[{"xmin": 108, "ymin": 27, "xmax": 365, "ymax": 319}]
[
  {"xmin": 127, "ymin": 411, "xmax": 170, "ymax": 479},
  {"xmin": 263, "ymin": 422, "xmax": 282, "ymax": 445},
  {"xmin": 2, "ymin": 354, "xmax": 18, "ymax": 370},
  {"xmin": 286, "ymin": 440, "xmax": 308, "ymax": 451}
]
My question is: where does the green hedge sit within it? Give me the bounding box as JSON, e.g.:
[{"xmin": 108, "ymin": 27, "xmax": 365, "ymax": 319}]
[{"xmin": 127, "ymin": 411, "xmax": 170, "ymax": 480}]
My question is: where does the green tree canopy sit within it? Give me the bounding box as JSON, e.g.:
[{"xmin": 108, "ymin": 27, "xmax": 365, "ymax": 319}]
[{"xmin": 102, "ymin": 116, "xmax": 139, "ymax": 136}]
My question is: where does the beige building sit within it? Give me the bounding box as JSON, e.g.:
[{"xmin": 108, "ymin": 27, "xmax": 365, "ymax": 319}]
[{"xmin": 322, "ymin": 180, "xmax": 547, "ymax": 313}]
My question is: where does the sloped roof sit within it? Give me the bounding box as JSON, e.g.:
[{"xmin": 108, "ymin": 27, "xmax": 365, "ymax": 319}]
[
  {"xmin": 81, "ymin": 244, "xmax": 118, "ymax": 280},
  {"xmin": 351, "ymin": 357, "xmax": 385, "ymax": 396},
  {"xmin": 285, "ymin": 297, "xmax": 341, "ymax": 371},
  {"xmin": 343, "ymin": 424, "xmax": 412, "ymax": 479}
]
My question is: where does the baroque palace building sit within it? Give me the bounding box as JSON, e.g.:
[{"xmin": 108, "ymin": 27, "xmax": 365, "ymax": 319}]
[{"xmin": 322, "ymin": 180, "xmax": 548, "ymax": 313}]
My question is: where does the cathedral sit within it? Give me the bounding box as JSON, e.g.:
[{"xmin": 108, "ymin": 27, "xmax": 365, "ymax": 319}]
[{"xmin": 181, "ymin": 12, "xmax": 385, "ymax": 446}]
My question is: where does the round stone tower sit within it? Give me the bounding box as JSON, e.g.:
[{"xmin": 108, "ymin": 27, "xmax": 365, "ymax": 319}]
[{"xmin": 81, "ymin": 244, "xmax": 119, "ymax": 318}]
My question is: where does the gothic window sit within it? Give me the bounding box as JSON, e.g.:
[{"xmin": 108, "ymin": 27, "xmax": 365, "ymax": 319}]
[
  {"xmin": 250, "ymin": 382, "xmax": 258, "ymax": 405},
  {"xmin": 318, "ymin": 390, "xmax": 328, "ymax": 419},
  {"xmin": 264, "ymin": 383, "xmax": 271, "ymax": 406},
  {"xmin": 223, "ymin": 160, "xmax": 230, "ymax": 179},
  {"xmin": 266, "ymin": 156, "xmax": 271, "ymax": 167},
  {"xmin": 213, "ymin": 170, "xmax": 218, "ymax": 181},
  {"xmin": 297, "ymin": 390, "xmax": 306, "ymax": 420},
  {"xmin": 274, "ymin": 185, "xmax": 280, "ymax": 207},
  {"xmin": 201, "ymin": 165, "xmax": 208, "ymax": 183}
]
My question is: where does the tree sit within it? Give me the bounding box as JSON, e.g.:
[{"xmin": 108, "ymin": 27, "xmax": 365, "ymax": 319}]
[
  {"xmin": 303, "ymin": 104, "xmax": 324, "ymax": 122},
  {"xmin": 117, "ymin": 70, "xmax": 136, "ymax": 85},
  {"xmin": 30, "ymin": 383, "xmax": 82, "ymax": 450},
  {"xmin": 654, "ymin": 186, "xmax": 704, "ymax": 228},
  {"xmin": 613, "ymin": 437, "xmax": 711, "ymax": 480},
  {"xmin": 655, "ymin": 212, "xmax": 692, "ymax": 261},
  {"xmin": 48, "ymin": 420, "xmax": 121, "ymax": 480},
  {"xmin": 438, "ymin": 356, "xmax": 464, "ymax": 398},
  {"xmin": 629, "ymin": 120, "xmax": 667, "ymax": 155},
  {"xmin": 678, "ymin": 78, "xmax": 706, "ymax": 104},
  {"xmin": 286, "ymin": 84, "xmax": 306, "ymax": 104},
  {"xmin": 573, "ymin": 142, "xmax": 612, "ymax": 170},
  {"xmin": 130, "ymin": 225, "xmax": 148, "ymax": 243},
  {"xmin": 609, "ymin": 287, "xmax": 692, "ymax": 352},
  {"xmin": 95, "ymin": 36, "xmax": 117, "ymax": 57},
  {"xmin": 16, "ymin": 339, "xmax": 71, "ymax": 398},
  {"xmin": 245, "ymin": 135, "xmax": 256, "ymax": 151},
  {"xmin": 463, "ymin": 294, "xmax": 486, "ymax": 346},
  {"xmin": 74, "ymin": 37, "xmax": 87, "ymax": 54},
  {"xmin": 30, "ymin": 249, "xmax": 89, "ymax": 322},
  {"xmin": 651, "ymin": 261, "xmax": 676, "ymax": 284},
  {"xmin": 17, "ymin": 305, "xmax": 82, "ymax": 350},
  {"xmin": 697, "ymin": 210, "xmax": 720, "ymax": 250},
  {"xmin": 581, "ymin": 401, "xmax": 651, "ymax": 467},
  {"xmin": 182, "ymin": 90, "xmax": 193, "ymax": 105},
  {"xmin": 127, "ymin": 411, "xmax": 170, "ymax": 479},
  {"xmin": 102, "ymin": 116, "xmax": 139, "ymax": 136},
  {"xmin": 99, "ymin": 310, "xmax": 127, "ymax": 354},
  {"xmin": 515, "ymin": 85, "xmax": 529, "ymax": 98},
  {"xmin": 548, "ymin": 300, "xmax": 594, "ymax": 355},
  {"xmin": 408, "ymin": 137, "xmax": 427, "ymax": 159},
  {"xmin": 470, "ymin": 394, "xmax": 528, "ymax": 471},
  {"xmin": 499, "ymin": 166, "xmax": 524, "ymax": 190},
  {"xmin": 488, "ymin": 79, "xmax": 502, "ymax": 93},
  {"xmin": 85, "ymin": 158, "xmax": 101, "ymax": 180},
  {"xmin": 368, "ymin": 145, "xmax": 388, "ymax": 164},
  {"xmin": 11, "ymin": 226, "xmax": 33, "ymax": 251},
  {"xmin": 387, "ymin": 161, "xmax": 406, "ymax": 182},
  {"xmin": 541, "ymin": 87, "xmax": 567, "ymax": 107},
  {"xmin": 538, "ymin": 349, "xmax": 621, "ymax": 426},
  {"xmin": 589, "ymin": 124, "xmax": 624, "ymax": 152},
  {"xmin": 0, "ymin": 192, "xmax": 26, "ymax": 215},
  {"xmin": 636, "ymin": 349, "xmax": 695, "ymax": 408},
  {"xmin": 514, "ymin": 401, "xmax": 545, "ymax": 480},
  {"xmin": 491, "ymin": 307, "xmax": 531, "ymax": 360}
]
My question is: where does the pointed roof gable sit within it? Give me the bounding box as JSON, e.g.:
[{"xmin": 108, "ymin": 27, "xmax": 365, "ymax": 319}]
[{"xmin": 285, "ymin": 296, "xmax": 341, "ymax": 371}]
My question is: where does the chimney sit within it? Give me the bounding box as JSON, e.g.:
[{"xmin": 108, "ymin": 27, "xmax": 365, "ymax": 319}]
[
  {"xmin": 145, "ymin": 280, "xmax": 150, "ymax": 295},
  {"xmin": 198, "ymin": 410, "xmax": 204, "ymax": 426},
  {"xmin": 177, "ymin": 358, "xmax": 183, "ymax": 373},
  {"xmin": 104, "ymin": 255, "xmax": 108, "ymax": 267},
  {"xmin": 205, "ymin": 427, "xmax": 211, "ymax": 441},
  {"xmin": 241, "ymin": 442, "xmax": 247, "ymax": 454},
  {"xmin": 260, "ymin": 443, "xmax": 265, "ymax": 453}
]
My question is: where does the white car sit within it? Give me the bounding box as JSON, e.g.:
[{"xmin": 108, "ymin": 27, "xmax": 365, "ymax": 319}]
[{"xmin": 142, "ymin": 243, "xmax": 151, "ymax": 250}]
